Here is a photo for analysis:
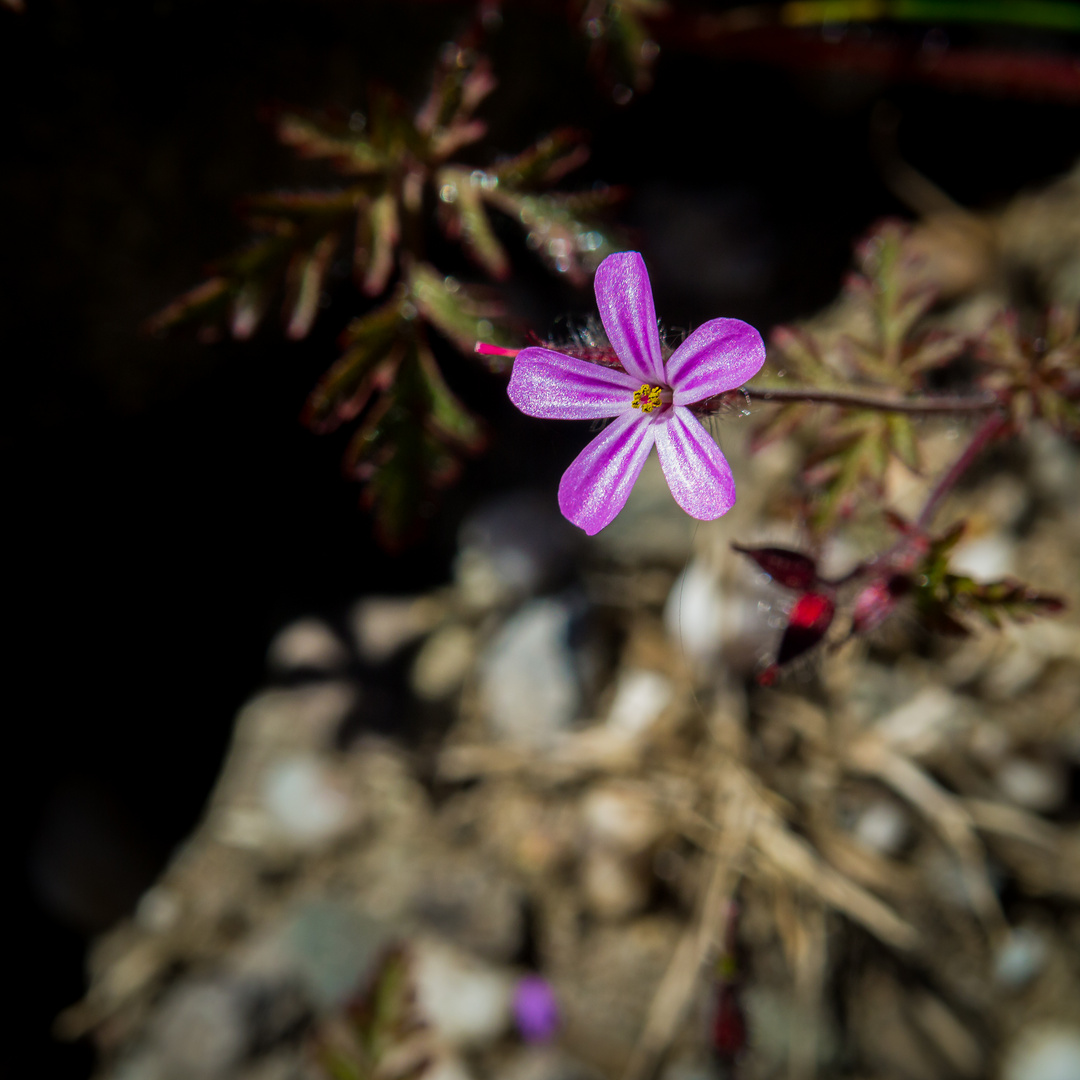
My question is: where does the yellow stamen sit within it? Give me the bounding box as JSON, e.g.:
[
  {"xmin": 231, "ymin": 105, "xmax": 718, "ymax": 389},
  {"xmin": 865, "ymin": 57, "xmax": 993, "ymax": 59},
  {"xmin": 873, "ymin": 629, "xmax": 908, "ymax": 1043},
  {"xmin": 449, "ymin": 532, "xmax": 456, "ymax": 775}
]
[{"xmin": 631, "ymin": 383, "xmax": 663, "ymax": 413}]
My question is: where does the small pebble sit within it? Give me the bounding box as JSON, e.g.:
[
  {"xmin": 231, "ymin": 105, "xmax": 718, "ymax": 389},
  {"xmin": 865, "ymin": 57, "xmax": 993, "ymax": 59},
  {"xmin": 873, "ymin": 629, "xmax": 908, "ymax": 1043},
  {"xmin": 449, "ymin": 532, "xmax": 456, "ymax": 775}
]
[
  {"xmin": 414, "ymin": 942, "xmax": 512, "ymax": 1046},
  {"xmin": 135, "ymin": 886, "xmax": 181, "ymax": 933},
  {"xmin": 853, "ymin": 799, "xmax": 910, "ymax": 856},
  {"xmin": 261, "ymin": 756, "xmax": 351, "ymax": 843},
  {"xmin": 266, "ymin": 618, "xmax": 350, "ymax": 673},
  {"xmin": 606, "ymin": 669, "xmax": 674, "ymax": 736},
  {"xmin": 581, "ymin": 784, "xmax": 663, "ymax": 853},
  {"xmin": 949, "ymin": 535, "xmax": 1016, "ymax": 580},
  {"xmin": 995, "ymin": 927, "xmax": 1048, "ymax": 988},
  {"xmin": 479, "ymin": 600, "xmax": 580, "ymax": 746},
  {"xmin": 412, "ymin": 624, "xmax": 475, "ymax": 701},
  {"xmin": 997, "ymin": 757, "xmax": 1067, "ymax": 813},
  {"xmin": 663, "ymin": 559, "xmax": 725, "ymax": 666}
]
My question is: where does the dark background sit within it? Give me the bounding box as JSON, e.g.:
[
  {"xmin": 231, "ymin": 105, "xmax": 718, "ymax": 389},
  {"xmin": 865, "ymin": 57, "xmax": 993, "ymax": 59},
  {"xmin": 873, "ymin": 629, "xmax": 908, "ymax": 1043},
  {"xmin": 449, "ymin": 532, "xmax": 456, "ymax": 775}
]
[{"xmin": 3, "ymin": 2, "xmax": 1077, "ymax": 1075}]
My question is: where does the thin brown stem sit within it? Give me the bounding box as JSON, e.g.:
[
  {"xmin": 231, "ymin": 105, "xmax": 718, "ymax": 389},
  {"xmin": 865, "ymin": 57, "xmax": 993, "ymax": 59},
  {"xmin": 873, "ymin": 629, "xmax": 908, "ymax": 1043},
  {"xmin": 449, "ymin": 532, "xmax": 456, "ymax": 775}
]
[
  {"xmin": 741, "ymin": 384, "xmax": 999, "ymax": 415},
  {"xmin": 916, "ymin": 410, "xmax": 1010, "ymax": 529}
]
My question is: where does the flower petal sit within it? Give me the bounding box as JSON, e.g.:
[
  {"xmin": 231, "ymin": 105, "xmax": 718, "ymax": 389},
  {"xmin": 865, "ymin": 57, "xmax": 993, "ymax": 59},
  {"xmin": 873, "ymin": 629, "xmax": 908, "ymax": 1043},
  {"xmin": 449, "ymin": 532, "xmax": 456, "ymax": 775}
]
[
  {"xmin": 666, "ymin": 318, "xmax": 765, "ymax": 405},
  {"xmin": 508, "ymin": 347, "xmax": 640, "ymax": 419},
  {"xmin": 594, "ymin": 252, "xmax": 666, "ymax": 385},
  {"xmin": 654, "ymin": 406, "xmax": 736, "ymax": 520},
  {"xmin": 558, "ymin": 409, "xmax": 656, "ymax": 535}
]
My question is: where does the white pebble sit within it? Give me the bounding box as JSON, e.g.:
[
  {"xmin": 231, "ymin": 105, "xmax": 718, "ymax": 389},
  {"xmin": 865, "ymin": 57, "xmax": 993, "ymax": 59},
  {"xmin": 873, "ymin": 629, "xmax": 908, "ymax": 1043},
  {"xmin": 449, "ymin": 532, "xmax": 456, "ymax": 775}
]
[
  {"xmin": 853, "ymin": 799, "xmax": 910, "ymax": 856},
  {"xmin": 266, "ymin": 618, "xmax": 350, "ymax": 673},
  {"xmin": 261, "ymin": 756, "xmax": 351, "ymax": 843},
  {"xmin": 997, "ymin": 758, "xmax": 1066, "ymax": 813},
  {"xmin": 995, "ymin": 927, "xmax": 1048, "ymax": 988},
  {"xmin": 949, "ymin": 535, "xmax": 1016, "ymax": 580},
  {"xmin": 606, "ymin": 669, "xmax": 674, "ymax": 736},
  {"xmin": 413, "ymin": 942, "xmax": 512, "ymax": 1045},
  {"xmin": 581, "ymin": 784, "xmax": 663, "ymax": 852},
  {"xmin": 663, "ymin": 559, "xmax": 724, "ymax": 666}
]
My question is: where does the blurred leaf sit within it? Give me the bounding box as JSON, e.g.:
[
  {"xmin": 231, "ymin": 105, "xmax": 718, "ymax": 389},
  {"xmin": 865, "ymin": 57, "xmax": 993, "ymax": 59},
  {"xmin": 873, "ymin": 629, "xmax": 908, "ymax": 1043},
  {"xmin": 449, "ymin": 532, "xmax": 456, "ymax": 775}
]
[
  {"xmin": 780, "ymin": 0, "xmax": 1080, "ymax": 32},
  {"xmin": 303, "ymin": 296, "xmax": 407, "ymax": 433},
  {"xmin": 345, "ymin": 335, "xmax": 484, "ymax": 549},
  {"xmin": 885, "ymin": 412, "xmax": 919, "ymax": 471},
  {"xmin": 489, "ymin": 128, "xmax": 592, "ymax": 187},
  {"xmin": 144, "ymin": 276, "xmax": 232, "ymax": 335},
  {"xmin": 243, "ymin": 188, "xmax": 360, "ymax": 223},
  {"xmin": 415, "ymin": 47, "xmax": 495, "ymax": 144},
  {"xmin": 231, "ymin": 280, "xmax": 270, "ymax": 341},
  {"xmin": 416, "ymin": 339, "xmax": 485, "ymax": 454},
  {"xmin": 408, "ymin": 262, "xmax": 513, "ymax": 356},
  {"xmin": 752, "ymin": 221, "xmax": 975, "ymax": 530},
  {"xmin": 904, "ymin": 328, "xmax": 966, "ymax": 374},
  {"xmin": 749, "ymin": 400, "xmax": 807, "ymax": 452},
  {"xmin": 362, "ymin": 190, "xmax": 400, "ymax": 297},
  {"xmin": 314, "ymin": 947, "xmax": 427, "ymax": 1080},
  {"xmin": 732, "ymin": 544, "xmax": 819, "ymax": 590},
  {"xmin": 578, "ymin": 0, "xmax": 668, "ymax": 97},
  {"xmin": 435, "ymin": 167, "xmax": 509, "ymax": 280},
  {"xmin": 767, "ymin": 325, "xmax": 836, "ymax": 384},
  {"xmin": 917, "ymin": 572, "xmax": 1065, "ymax": 632},
  {"xmin": 911, "ymin": 521, "xmax": 1064, "ymax": 633},
  {"xmin": 148, "ymin": 37, "xmax": 630, "ymax": 545},
  {"xmin": 977, "ymin": 308, "xmax": 1080, "ymax": 439},
  {"xmin": 276, "ymin": 112, "xmax": 389, "ymax": 175},
  {"xmin": 805, "ymin": 414, "xmax": 891, "ymax": 529},
  {"xmin": 485, "ymin": 188, "xmax": 624, "ymax": 287},
  {"xmin": 286, "ymin": 230, "xmax": 341, "ymax": 340}
]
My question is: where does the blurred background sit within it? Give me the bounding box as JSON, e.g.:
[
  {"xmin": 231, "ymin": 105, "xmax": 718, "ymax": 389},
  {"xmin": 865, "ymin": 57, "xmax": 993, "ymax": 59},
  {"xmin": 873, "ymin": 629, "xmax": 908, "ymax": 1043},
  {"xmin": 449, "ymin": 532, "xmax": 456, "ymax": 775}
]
[{"xmin": 4, "ymin": 2, "xmax": 1078, "ymax": 1076}]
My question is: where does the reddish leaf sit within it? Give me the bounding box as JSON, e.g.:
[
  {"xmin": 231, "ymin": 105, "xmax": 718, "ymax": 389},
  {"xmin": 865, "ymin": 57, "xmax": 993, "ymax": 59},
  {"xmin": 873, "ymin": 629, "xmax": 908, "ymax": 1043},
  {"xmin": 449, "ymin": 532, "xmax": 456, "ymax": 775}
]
[
  {"xmin": 733, "ymin": 544, "xmax": 818, "ymax": 590},
  {"xmin": 776, "ymin": 592, "xmax": 835, "ymax": 666}
]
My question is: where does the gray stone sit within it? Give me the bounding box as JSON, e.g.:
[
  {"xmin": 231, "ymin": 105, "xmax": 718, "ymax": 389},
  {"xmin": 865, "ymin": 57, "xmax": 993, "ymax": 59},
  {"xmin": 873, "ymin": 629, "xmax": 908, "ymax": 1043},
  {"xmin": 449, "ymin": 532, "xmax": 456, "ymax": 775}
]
[
  {"xmin": 995, "ymin": 926, "xmax": 1049, "ymax": 988},
  {"xmin": 148, "ymin": 979, "xmax": 248, "ymax": 1079},
  {"xmin": 279, "ymin": 900, "xmax": 390, "ymax": 1011},
  {"xmin": 479, "ymin": 600, "xmax": 580, "ymax": 746}
]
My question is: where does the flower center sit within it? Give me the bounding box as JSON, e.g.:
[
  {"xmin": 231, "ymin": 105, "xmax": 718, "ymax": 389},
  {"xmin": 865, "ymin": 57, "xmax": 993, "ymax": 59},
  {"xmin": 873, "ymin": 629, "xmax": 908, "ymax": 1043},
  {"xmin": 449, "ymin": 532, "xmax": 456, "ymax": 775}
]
[{"xmin": 631, "ymin": 383, "xmax": 663, "ymax": 413}]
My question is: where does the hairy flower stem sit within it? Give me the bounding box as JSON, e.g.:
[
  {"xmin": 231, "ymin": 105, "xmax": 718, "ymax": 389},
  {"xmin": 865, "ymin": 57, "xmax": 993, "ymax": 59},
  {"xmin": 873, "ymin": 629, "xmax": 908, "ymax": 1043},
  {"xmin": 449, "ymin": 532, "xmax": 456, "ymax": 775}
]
[
  {"xmin": 916, "ymin": 410, "xmax": 1011, "ymax": 529},
  {"xmin": 741, "ymin": 385, "xmax": 999, "ymax": 414}
]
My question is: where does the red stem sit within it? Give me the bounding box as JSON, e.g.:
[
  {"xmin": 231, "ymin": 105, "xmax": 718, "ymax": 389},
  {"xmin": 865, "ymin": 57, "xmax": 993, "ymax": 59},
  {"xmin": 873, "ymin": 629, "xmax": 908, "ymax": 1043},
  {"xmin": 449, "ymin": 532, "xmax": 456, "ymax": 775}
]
[{"xmin": 916, "ymin": 410, "xmax": 1010, "ymax": 529}]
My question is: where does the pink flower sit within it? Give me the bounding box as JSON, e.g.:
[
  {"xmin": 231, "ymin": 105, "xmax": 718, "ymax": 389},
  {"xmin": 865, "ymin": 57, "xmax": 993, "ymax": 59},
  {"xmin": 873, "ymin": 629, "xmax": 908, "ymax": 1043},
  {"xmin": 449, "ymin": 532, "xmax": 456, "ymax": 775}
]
[{"xmin": 507, "ymin": 251, "xmax": 766, "ymax": 535}]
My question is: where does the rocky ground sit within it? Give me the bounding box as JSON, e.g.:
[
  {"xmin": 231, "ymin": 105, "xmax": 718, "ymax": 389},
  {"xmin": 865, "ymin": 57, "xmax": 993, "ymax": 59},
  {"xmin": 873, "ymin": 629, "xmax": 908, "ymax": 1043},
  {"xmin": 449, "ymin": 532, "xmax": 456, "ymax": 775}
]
[{"xmin": 60, "ymin": 167, "xmax": 1080, "ymax": 1080}]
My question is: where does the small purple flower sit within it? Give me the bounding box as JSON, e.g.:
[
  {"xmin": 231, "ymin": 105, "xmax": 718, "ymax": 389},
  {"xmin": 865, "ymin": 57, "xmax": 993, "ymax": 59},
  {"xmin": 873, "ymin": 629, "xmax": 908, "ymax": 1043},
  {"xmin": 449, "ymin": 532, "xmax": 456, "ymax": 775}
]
[
  {"xmin": 507, "ymin": 251, "xmax": 765, "ymax": 535},
  {"xmin": 513, "ymin": 974, "xmax": 560, "ymax": 1043}
]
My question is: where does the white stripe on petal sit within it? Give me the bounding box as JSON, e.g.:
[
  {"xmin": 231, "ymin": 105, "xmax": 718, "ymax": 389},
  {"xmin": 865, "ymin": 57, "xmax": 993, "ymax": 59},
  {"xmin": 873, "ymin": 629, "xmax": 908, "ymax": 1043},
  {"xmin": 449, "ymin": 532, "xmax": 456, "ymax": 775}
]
[{"xmin": 654, "ymin": 406, "xmax": 736, "ymax": 520}]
